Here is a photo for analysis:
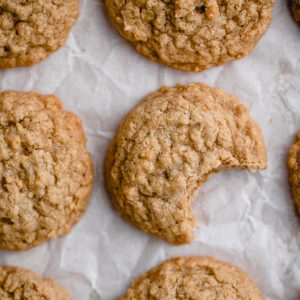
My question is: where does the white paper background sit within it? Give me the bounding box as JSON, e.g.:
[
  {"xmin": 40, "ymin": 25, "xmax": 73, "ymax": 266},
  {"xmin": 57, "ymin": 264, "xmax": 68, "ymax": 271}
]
[{"xmin": 0, "ymin": 0, "xmax": 300, "ymax": 299}]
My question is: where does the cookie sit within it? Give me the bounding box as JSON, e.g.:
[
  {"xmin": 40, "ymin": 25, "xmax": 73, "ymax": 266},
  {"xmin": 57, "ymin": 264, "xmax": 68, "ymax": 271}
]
[
  {"xmin": 105, "ymin": 0, "xmax": 274, "ymax": 72},
  {"xmin": 289, "ymin": 0, "xmax": 300, "ymax": 22},
  {"xmin": 288, "ymin": 131, "xmax": 300, "ymax": 213},
  {"xmin": 0, "ymin": 266, "xmax": 70, "ymax": 300},
  {"xmin": 0, "ymin": 91, "xmax": 94, "ymax": 251},
  {"xmin": 105, "ymin": 83, "xmax": 267, "ymax": 244},
  {"xmin": 119, "ymin": 256, "xmax": 264, "ymax": 300},
  {"xmin": 0, "ymin": 0, "xmax": 79, "ymax": 68}
]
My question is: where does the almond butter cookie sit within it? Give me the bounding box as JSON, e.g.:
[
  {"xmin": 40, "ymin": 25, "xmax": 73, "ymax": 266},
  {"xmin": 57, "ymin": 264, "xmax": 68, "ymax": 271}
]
[
  {"xmin": 0, "ymin": 0, "xmax": 79, "ymax": 68},
  {"xmin": 288, "ymin": 131, "xmax": 300, "ymax": 213},
  {"xmin": 105, "ymin": 83, "xmax": 267, "ymax": 244},
  {"xmin": 0, "ymin": 91, "xmax": 93, "ymax": 251},
  {"xmin": 105, "ymin": 0, "xmax": 274, "ymax": 72},
  {"xmin": 0, "ymin": 266, "xmax": 70, "ymax": 300},
  {"xmin": 119, "ymin": 256, "xmax": 264, "ymax": 300}
]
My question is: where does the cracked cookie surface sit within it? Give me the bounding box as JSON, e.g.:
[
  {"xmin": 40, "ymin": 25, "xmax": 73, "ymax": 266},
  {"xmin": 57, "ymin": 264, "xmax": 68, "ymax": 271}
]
[
  {"xmin": 105, "ymin": 83, "xmax": 267, "ymax": 244},
  {"xmin": 105, "ymin": 0, "xmax": 274, "ymax": 72},
  {"xmin": 0, "ymin": 0, "xmax": 79, "ymax": 68},
  {"xmin": 288, "ymin": 131, "xmax": 300, "ymax": 213},
  {"xmin": 0, "ymin": 266, "xmax": 70, "ymax": 300},
  {"xmin": 0, "ymin": 91, "xmax": 93, "ymax": 251},
  {"xmin": 119, "ymin": 257, "xmax": 264, "ymax": 300}
]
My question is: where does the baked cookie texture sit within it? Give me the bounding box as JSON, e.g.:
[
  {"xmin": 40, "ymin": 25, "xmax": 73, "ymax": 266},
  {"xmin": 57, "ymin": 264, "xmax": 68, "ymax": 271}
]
[
  {"xmin": 0, "ymin": 91, "xmax": 94, "ymax": 251},
  {"xmin": 105, "ymin": 0, "xmax": 274, "ymax": 72},
  {"xmin": 0, "ymin": 0, "xmax": 79, "ymax": 68},
  {"xmin": 288, "ymin": 131, "xmax": 300, "ymax": 213},
  {"xmin": 0, "ymin": 266, "xmax": 70, "ymax": 300},
  {"xmin": 119, "ymin": 257, "xmax": 264, "ymax": 300},
  {"xmin": 105, "ymin": 83, "xmax": 267, "ymax": 244}
]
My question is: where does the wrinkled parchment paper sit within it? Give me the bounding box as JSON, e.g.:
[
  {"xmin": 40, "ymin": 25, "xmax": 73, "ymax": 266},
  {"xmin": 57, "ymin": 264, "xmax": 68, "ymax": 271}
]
[{"xmin": 0, "ymin": 0, "xmax": 300, "ymax": 299}]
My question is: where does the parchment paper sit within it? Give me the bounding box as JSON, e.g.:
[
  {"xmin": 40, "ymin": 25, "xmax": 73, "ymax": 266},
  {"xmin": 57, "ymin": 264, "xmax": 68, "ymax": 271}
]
[{"xmin": 0, "ymin": 0, "xmax": 300, "ymax": 299}]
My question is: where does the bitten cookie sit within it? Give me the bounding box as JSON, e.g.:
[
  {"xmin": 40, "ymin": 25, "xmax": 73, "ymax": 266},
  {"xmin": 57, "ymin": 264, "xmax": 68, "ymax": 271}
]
[
  {"xmin": 105, "ymin": 0, "xmax": 274, "ymax": 72},
  {"xmin": 105, "ymin": 83, "xmax": 267, "ymax": 244},
  {"xmin": 0, "ymin": 266, "xmax": 70, "ymax": 300},
  {"xmin": 288, "ymin": 131, "xmax": 300, "ymax": 212},
  {"xmin": 0, "ymin": 0, "xmax": 79, "ymax": 68},
  {"xmin": 0, "ymin": 91, "xmax": 94, "ymax": 251},
  {"xmin": 119, "ymin": 257, "xmax": 264, "ymax": 300}
]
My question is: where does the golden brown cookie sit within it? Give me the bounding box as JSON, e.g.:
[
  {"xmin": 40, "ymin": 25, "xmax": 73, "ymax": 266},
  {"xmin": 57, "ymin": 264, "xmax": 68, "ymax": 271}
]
[
  {"xmin": 0, "ymin": 266, "xmax": 70, "ymax": 300},
  {"xmin": 288, "ymin": 131, "xmax": 300, "ymax": 213},
  {"xmin": 119, "ymin": 256, "xmax": 264, "ymax": 300},
  {"xmin": 289, "ymin": 0, "xmax": 300, "ymax": 22},
  {"xmin": 0, "ymin": 0, "xmax": 79, "ymax": 68},
  {"xmin": 0, "ymin": 91, "xmax": 94, "ymax": 251},
  {"xmin": 105, "ymin": 83, "xmax": 267, "ymax": 244},
  {"xmin": 105, "ymin": 0, "xmax": 274, "ymax": 72}
]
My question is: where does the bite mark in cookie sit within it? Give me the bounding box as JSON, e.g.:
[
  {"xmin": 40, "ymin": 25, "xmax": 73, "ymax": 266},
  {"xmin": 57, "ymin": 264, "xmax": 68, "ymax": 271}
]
[{"xmin": 105, "ymin": 83, "xmax": 267, "ymax": 244}]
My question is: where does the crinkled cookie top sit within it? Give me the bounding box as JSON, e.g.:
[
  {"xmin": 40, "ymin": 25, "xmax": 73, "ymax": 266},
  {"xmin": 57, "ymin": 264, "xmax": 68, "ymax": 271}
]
[
  {"xmin": 288, "ymin": 131, "xmax": 300, "ymax": 213},
  {"xmin": 0, "ymin": 0, "xmax": 79, "ymax": 68},
  {"xmin": 106, "ymin": 83, "xmax": 267, "ymax": 244},
  {"xmin": 0, "ymin": 91, "xmax": 93, "ymax": 251},
  {"xmin": 0, "ymin": 266, "xmax": 70, "ymax": 300},
  {"xmin": 119, "ymin": 257, "xmax": 264, "ymax": 300},
  {"xmin": 105, "ymin": 0, "xmax": 274, "ymax": 71}
]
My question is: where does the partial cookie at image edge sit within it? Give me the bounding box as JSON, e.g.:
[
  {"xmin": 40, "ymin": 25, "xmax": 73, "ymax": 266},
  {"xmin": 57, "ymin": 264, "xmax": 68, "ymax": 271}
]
[
  {"xmin": 288, "ymin": 131, "xmax": 300, "ymax": 213},
  {"xmin": 119, "ymin": 256, "xmax": 264, "ymax": 300},
  {"xmin": 104, "ymin": 0, "xmax": 274, "ymax": 72},
  {"xmin": 288, "ymin": 0, "xmax": 300, "ymax": 22},
  {"xmin": 0, "ymin": 0, "xmax": 80, "ymax": 68},
  {"xmin": 0, "ymin": 266, "xmax": 71, "ymax": 300},
  {"xmin": 0, "ymin": 91, "xmax": 94, "ymax": 251}
]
